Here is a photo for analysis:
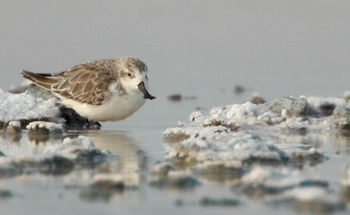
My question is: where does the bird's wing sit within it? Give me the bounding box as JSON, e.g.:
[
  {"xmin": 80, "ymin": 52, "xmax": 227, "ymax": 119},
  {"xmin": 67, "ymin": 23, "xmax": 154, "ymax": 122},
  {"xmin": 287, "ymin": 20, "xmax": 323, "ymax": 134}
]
[{"xmin": 22, "ymin": 61, "xmax": 116, "ymax": 105}]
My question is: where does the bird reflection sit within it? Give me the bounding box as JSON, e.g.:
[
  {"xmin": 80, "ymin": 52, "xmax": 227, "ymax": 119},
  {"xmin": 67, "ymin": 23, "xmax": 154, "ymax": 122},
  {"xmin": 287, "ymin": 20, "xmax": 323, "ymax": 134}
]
[{"xmin": 65, "ymin": 130, "xmax": 147, "ymax": 202}]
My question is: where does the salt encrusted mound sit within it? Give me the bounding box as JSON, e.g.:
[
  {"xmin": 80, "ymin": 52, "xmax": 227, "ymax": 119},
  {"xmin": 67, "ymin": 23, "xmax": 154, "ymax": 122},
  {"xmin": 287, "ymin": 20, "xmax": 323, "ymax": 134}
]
[
  {"xmin": 333, "ymin": 102, "xmax": 350, "ymax": 129},
  {"xmin": 44, "ymin": 136, "xmax": 114, "ymax": 167},
  {"xmin": 25, "ymin": 121, "xmax": 64, "ymax": 144},
  {"xmin": 233, "ymin": 166, "xmax": 343, "ymax": 214},
  {"xmin": 0, "ymin": 87, "xmax": 61, "ymax": 126},
  {"xmin": 154, "ymin": 95, "xmax": 349, "ymax": 213},
  {"xmin": 165, "ymin": 96, "xmax": 349, "ymax": 145},
  {"xmin": 255, "ymin": 96, "xmax": 321, "ymax": 118},
  {"xmin": 235, "ymin": 166, "xmax": 329, "ymax": 199},
  {"xmin": 0, "ymin": 136, "xmax": 114, "ymax": 178},
  {"xmin": 27, "ymin": 121, "xmax": 64, "ymax": 135},
  {"xmin": 0, "ymin": 155, "xmax": 74, "ymax": 177},
  {"xmin": 343, "ymin": 91, "xmax": 350, "ymax": 102},
  {"xmin": 6, "ymin": 121, "xmax": 22, "ymax": 134},
  {"xmin": 157, "ymin": 97, "xmax": 338, "ymax": 190},
  {"xmin": 0, "ymin": 86, "xmax": 101, "ymax": 130},
  {"xmin": 163, "ymin": 96, "xmax": 331, "ymax": 170},
  {"xmin": 307, "ymin": 96, "xmax": 345, "ymax": 116},
  {"xmin": 180, "ymin": 96, "xmax": 346, "ymax": 132}
]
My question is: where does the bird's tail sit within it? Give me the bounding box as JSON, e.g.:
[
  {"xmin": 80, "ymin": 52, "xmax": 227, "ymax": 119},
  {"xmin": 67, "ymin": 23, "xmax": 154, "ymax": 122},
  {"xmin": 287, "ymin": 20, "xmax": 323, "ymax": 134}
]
[{"xmin": 22, "ymin": 70, "xmax": 57, "ymax": 90}]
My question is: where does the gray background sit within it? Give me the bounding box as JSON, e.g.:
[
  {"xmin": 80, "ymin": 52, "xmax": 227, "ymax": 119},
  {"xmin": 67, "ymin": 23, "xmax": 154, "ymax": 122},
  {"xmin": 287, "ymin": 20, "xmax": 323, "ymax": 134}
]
[{"xmin": 1, "ymin": 1, "xmax": 349, "ymax": 106}]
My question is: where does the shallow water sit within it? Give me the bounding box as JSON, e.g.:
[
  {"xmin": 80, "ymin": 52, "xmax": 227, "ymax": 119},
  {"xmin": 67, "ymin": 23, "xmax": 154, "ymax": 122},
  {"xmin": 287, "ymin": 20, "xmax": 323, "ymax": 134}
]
[
  {"xmin": 1, "ymin": 1, "xmax": 350, "ymax": 214},
  {"xmin": 1, "ymin": 96, "xmax": 350, "ymax": 215}
]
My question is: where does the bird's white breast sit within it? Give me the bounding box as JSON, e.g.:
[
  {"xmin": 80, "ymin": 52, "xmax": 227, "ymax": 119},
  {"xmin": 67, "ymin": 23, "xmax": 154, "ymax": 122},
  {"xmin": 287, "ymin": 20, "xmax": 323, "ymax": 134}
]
[{"xmin": 57, "ymin": 92, "xmax": 146, "ymax": 122}]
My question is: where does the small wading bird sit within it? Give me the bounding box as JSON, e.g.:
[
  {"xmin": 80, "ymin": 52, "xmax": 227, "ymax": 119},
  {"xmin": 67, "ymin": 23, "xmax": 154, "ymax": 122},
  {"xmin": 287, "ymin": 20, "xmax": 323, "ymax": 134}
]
[{"xmin": 22, "ymin": 57, "xmax": 155, "ymax": 128}]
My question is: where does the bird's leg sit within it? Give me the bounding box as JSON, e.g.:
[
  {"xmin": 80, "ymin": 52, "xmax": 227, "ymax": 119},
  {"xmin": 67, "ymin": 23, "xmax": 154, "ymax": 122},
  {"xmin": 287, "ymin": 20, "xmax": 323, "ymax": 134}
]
[
  {"xmin": 84, "ymin": 118, "xmax": 90, "ymax": 129},
  {"xmin": 94, "ymin": 122, "xmax": 101, "ymax": 129}
]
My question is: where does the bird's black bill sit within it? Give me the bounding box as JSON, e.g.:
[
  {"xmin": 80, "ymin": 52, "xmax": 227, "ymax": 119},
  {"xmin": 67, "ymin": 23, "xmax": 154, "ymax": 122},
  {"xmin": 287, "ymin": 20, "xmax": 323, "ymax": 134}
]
[{"xmin": 138, "ymin": 82, "xmax": 156, "ymax": 100}]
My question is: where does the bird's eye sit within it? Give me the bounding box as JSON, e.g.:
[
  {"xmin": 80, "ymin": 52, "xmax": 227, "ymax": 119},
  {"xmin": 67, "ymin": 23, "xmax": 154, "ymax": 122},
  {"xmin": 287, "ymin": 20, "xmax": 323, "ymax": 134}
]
[{"xmin": 128, "ymin": 73, "xmax": 132, "ymax": 77}]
